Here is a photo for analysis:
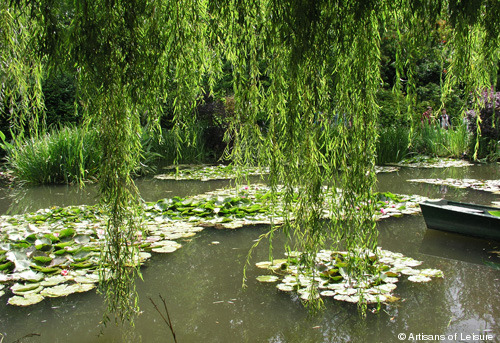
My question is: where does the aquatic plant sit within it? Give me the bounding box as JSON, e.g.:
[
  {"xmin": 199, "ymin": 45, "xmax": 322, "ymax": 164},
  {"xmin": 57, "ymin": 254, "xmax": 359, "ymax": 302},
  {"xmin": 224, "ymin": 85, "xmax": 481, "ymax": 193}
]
[
  {"xmin": 376, "ymin": 126, "xmax": 410, "ymax": 165},
  {"xmin": 255, "ymin": 248, "xmax": 443, "ymax": 306},
  {"xmin": 408, "ymin": 178, "xmax": 500, "ymax": 195},
  {"xmin": 412, "ymin": 124, "xmax": 471, "ymax": 158},
  {"xmin": 0, "ymin": 185, "xmax": 428, "ymax": 307},
  {"xmin": 5, "ymin": 126, "xmax": 101, "ymax": 184},
  {"xmin": 393, "ymin": 156, "xmax": 473, "ymax": 168}
]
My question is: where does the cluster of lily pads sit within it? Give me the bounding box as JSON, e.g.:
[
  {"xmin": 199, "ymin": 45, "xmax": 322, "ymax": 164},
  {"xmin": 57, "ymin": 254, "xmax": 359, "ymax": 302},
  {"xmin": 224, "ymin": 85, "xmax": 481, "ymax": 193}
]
[
  {"xmin": 153, "ymin": 164, "xmax": 399, "ymax": 182},
  {"xmin": 408, "ymin": 178, "xmax": 500, "ymax": 195},
  {"xmin": 391, "ymin": 156, "xmax": 473, "ymax": 168},
  {"xmin": 255, "ymin": 248, "xmax": 444, "ymax": 305},
  {"xmin": 0, "ymin": 184, "xmax": 428, "ymax": 307},
  {"xmin": 154, "ymin": 164, "xmax": 269, "ymax": 181}
]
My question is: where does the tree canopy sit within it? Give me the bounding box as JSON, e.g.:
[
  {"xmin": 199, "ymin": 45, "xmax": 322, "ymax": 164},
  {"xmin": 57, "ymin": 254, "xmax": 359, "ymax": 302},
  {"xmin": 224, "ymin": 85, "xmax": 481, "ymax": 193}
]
[{"xmin": 1, "ymin": 0, "xmax": 499, "ymax": 322}]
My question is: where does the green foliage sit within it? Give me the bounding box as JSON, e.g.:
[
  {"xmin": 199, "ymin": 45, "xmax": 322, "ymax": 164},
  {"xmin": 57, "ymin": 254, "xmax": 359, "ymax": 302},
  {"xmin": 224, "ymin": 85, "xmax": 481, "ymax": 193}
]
[
  {"xmin": 42, "ymin": 72, "xmax": 79, "ymax": 128},
  {"xmin": 466, "ymin": 90, "xmax": 500, "ymax": 160},
  {"xmin": 141, "ymin": 126, "xmax": 212, "ymax": 169},
  {"xmin": 0, "ymin": 4, "xmax": 45, "ymax": 135},
  {"xmin": 2, "ymin": 0, "xmax": 500, "ymax": 322},
  {"xmin": 6, "ymin": 126, "xmax": 100, "ymax": 184},
  {"xmin": 412, "ymin": 124, "xmax": 471, "ymax": 158},
  {"xmin": 376, "ymin": 126, "xmax": 410, "ymax": 164},
  {"xmin": 376, "ymin": 123, "xmax": 470, "ymax": 163}
]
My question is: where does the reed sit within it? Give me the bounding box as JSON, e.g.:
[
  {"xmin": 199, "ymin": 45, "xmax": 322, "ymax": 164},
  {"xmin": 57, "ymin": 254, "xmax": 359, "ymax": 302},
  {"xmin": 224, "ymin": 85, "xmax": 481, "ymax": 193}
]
[
  {"xmin": 6, "ymin": 126, "xmax": 101, "ymax": 184},
  {"xmin": 412, "ymin": 124, "xmax": 470, "ymax": 158},
  {"xmin": 375, "ymin": 126, "xmax": 410, "ymax": 165}
]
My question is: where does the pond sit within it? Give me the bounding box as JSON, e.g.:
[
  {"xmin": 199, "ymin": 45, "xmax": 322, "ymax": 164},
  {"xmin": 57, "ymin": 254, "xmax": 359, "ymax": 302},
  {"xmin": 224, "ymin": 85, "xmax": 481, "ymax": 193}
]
[{"xmin": 0, "ymin": 164, "xmax": 499, "ymax": 342}]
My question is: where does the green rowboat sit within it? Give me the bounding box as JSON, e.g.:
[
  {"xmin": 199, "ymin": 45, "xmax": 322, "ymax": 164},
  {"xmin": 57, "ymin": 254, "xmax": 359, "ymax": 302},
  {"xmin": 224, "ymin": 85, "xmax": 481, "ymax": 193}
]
[{"xmin": 419, "ymin": 200, "xmax": 500, "ymax": 241}]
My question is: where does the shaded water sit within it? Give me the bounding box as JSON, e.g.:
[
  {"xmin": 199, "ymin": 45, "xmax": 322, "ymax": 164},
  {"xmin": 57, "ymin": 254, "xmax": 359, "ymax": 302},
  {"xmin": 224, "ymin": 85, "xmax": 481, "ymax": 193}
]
[{"xmin": 1, "ymin": 164, "xmax": 499, "ymax": 342}]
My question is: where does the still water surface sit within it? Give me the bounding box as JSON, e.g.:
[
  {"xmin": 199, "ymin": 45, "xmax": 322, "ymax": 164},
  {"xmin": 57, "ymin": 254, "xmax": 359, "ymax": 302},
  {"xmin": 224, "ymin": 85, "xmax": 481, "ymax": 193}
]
[{"xmin": 0, "ymin": 164, "xmax": 499, "ymax": 342}]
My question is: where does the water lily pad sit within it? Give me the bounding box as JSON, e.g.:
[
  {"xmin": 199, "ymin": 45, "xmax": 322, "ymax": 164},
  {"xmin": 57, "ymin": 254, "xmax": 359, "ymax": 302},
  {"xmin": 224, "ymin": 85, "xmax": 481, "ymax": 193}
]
[
  {"xmin": 334, "ymin": 294, "xmax": 359, "ymax": 303},
  {"xmin": 41, "ymin": 275, "xmax": 67, "ymax": 287},
  {"xmin": 383, "ymin": 277, "xmax": 399, "ymax": 284},
  {"xmin": 11, "ymin": 282, "xmax": 41, "ymax": 293},
  {"xmin": 336, "ymin": 288, "xmax": 357, "ymax": 295},
  {"xmin": 418, "ymin": 269, "xmax": 444, "ymax": 278},
  {"xmin": 40, "ymin": 283, "xmax": 95, "ymax": 297},
  {"xmin": 74, "ymin": 234, "xmax": 91, "ymax": 244},
  {"xmin": 320, "ymin": 290, "xmax": 336, "ymax": 297},
  {"xmin": 256, "ymin": 275, "xmax": 279, "ymax": 283},
  {"xmin": 12, "ymin": 285, "xmax": 43, "ymax": 296},
  {"xmin": 374, "ymin": 283, "xmax": 397, "ymax": 293},
  {"xmin": 17, "ymin": 270, "xmax": 45, "ymax": 282},
  {"xmin": 74, "ymin": 274, "xmax": 99, "ymax": 284},
  {"xmin": 33, "ymin": 256, "xmax": 53, "ymax": 264},
  {"xmin": 31, "ymin": 265, "xmax": 61, "ymax": 273},
  {"xmin": 151, "ymin": 241, "xmax": 182, "ymax": 253},
  {"xmin": 6, "ymin": 251, "xmax": 32, "ymax": 272},
  {"xmin": 139, "ymin": 252, "xmax": 151, "ymax": 262},
  {"xmin": 8, "ymin": 293, "xmax": 44, "ymax": 306},
  {"xmin": 400, "ymin": 267, "xmax": 419, "ymax": 276},
  {"xmin": 408, "ymin": 274, "xmax": 432, "ymax": 282},
  {"xmin": 276, "ymin": 283, "xmax": 294, "ymax": 292},
  {"xmin": 256, "ymin": 261, "xmax": 272, "ymax": 269},
  {"xmin": 58, "ymin": 228, "xmax": 75, "ymax": 240},
  {"xmin": 299, "ymin": 290, "xmax": 320, "ymax": 301}
]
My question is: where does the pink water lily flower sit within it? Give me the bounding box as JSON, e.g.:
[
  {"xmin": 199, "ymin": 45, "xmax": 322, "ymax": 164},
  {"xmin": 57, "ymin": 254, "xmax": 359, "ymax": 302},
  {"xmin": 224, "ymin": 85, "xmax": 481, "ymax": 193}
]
[
  {"xmin": 380, "ymin": 208, "xmax": 386, "ymax": 214},
  {"xmin": 61, "ymin": 269, "xmax": 69, "ymax": 276}
]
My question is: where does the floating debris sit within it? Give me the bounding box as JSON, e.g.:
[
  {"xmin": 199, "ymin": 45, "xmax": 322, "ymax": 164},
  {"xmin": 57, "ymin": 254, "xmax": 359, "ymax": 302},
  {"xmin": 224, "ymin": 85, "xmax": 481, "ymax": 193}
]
[{"xmin": 408, "ymin": 178, "xmax": 500, "ymax": 195}]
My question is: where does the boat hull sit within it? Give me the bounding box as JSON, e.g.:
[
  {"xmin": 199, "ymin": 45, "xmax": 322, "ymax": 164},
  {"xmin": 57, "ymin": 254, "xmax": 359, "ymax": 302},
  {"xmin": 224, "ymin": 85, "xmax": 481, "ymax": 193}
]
[{"xmin": 419, "ymin": 200, "xmax": 500, "ymax": 241}]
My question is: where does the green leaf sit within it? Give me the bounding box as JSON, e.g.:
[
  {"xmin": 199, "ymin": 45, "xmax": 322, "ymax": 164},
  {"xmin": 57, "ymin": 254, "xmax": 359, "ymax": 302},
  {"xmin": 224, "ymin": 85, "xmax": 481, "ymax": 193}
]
[
  {"xmin": 58, "ymin": 228, "xmax": 75, "ymax": 240},
  {"xmin": 33, "ymin": 256, "xmax": 53, "ymax": 264}
]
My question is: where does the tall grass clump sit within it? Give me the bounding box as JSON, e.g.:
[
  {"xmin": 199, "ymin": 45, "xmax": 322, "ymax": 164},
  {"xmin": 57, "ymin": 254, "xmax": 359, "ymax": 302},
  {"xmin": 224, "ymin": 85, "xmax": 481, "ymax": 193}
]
[
  {"xmin": 5, "ymin": 126, "xmax": 101, "ymax": 184},
  {"xmin": 375, "ymin": 126, "xmax": 410, "ymax": 165},
  {"xmin": 412, "ymin": 124, "xmax": 470, "ymax": 158}
]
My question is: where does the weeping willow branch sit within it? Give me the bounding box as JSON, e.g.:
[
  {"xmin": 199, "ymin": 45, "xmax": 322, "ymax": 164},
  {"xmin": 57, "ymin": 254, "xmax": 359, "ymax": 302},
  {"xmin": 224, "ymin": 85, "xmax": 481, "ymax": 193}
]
[
  {"xmin": 0, "ymin": 4, "xmax": 45, "ymax": 137},
  {"xmin": 2, "ymin": 0, "xmax": 500, "ymax": 322}
]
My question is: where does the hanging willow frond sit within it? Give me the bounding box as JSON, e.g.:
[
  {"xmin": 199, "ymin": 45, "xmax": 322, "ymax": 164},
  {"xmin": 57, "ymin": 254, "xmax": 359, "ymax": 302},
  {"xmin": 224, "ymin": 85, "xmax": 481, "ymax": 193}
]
[{"xmin": 2, "ymin": 0, "xmax": 499, "ymax": 322}]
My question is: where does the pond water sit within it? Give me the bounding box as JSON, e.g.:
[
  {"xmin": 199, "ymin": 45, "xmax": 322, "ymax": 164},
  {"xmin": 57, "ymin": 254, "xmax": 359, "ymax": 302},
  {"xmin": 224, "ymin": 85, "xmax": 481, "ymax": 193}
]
[{"xmin": 1, "ymin": 164, "xmax": 499, "ymax": 342}]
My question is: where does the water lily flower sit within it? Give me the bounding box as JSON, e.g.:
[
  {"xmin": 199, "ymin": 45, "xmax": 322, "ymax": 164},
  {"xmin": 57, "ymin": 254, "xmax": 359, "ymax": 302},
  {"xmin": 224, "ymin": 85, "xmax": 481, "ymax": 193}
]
[
  {"xmin": 380, "ymin": 208, "xmax": 386, "ymax": 214},
  {"xmin": 61, "ymin": 269, "xmax": 69, "ymax": 276}
]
